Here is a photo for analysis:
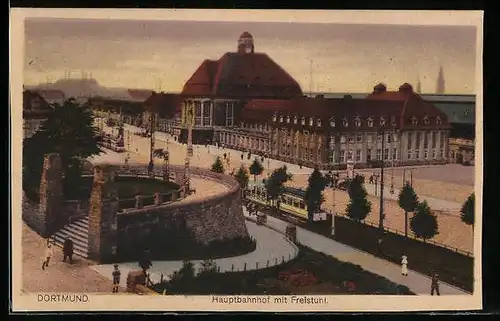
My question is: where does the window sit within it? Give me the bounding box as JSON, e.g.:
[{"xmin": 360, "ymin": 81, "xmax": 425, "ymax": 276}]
[
  {"xmin": 340, "ymin": 135, "xmax": 346, "ymax": 143},
  {"xmin": 415, "ymin": 149, "xmax": 420, "ymax": 159},
  {"xmin": 440, "ymin": 132, "xmax": 445, "ymax": 148},
  {"xmin": 431, "ymin": 132, "xmax": 436, "ymax": 148},
  {"xmin": 424, "ymin": 150, "xmax": 428, "ymax": 159},
  {"xmin": 355, "ymin": 117, "xmax": 361, "ymax": 127},
  {"xmin": 279, "ymin": 115, "xmax": 284, "ymax": 123},
  {"xmin": 407, "ymin": 132, "xmax": 413, "ymax": 148},
  {"xmin": 293, "ymin": 116, "xmax": 298, "ymax": 124},
  {"xmin": 356, "ymin": 150, "xmax": 361, "ymax": 161},
  {"xmin": 380, "ymin": 116, "xmax": 386, "ymax": 127},
  {"xmin": 348, "ymin": 135, "xmax": 354, "ymax": 143},
  {"xmin": 272, "ymin": 113, "xmax": 277, "ymax": 123},
  {"xmin": 408, "ymin": 151, "xmax": 412, "ymax": 160},
  {"xmin": 340, "ymin": 150, "xmax": 345, "ymax": 163},
  {"xmin": 286, "ymin": 116, "xmax": 290, "ymax": 123},
  {"xmin": 317, "ymin": 118, "xmax": 322, "ymax": 127},
  {"xmin": 343, "ymin": 117, "xmax": 349, "ymax": 127},
  {"xmin": 424, "ymin": 116, "xmax": 430, "ymax": 125},
  {"xmin": 384, "ymin": 148, "xmax": 389, "ymax": 160},
  {"xmin": 412, "ymin": 116, "xmax": 418, "ymax": 126},
  {"xmin": 391, "ymin": 116, "xmax": 397, "ymax": 127},
  {"xmin": 436, "ymin": 116, "xmax": 442, "ymax": 125},
  {"xmin": 330, "ymin": 118, "xmax": 336, "ymax": 128},
  {"xmin": 203, "ymin": 102, "xmax": 211, "ymax": 126},
  {"xmin": 367, "ymin": 134, "xmax": 373, "ymax": 143},
  {"xmin": 416, "ymin": 132, "xmax": 421, "ymax": 147},
  {"xmin": 393, "ymin": 133, "xmax": 398, "ymax": 142},
  {"xmin": 377, "ymin": 133, "xmax": 383, "ymax": 142},
  {"xmin": 432, "ymin": 150, "xmax": 436, "ymax": 159},
  {"xmin": 392, "ymin": 148, "xmax": 397, "ymax": 160},
  {"xmin": 309, "ymin": 117, "xmax": 314, "ymax": 126},
  {"xmin": 387, "ymin": 133, "xmax": 392, "ymax": 143},
  {"xmin": 367, "ymin": 149, "xmax": 372, "ymax": 161},
  {"xmin": 301, "ymin": 117, "xmax": 306, "ymax": 125},
  {"xmin": 377, "ymin": 149, "xmax": 382, "ymax": 160},
  {"xmin": 356, "ymin": 135, "xmax": 362, "ymax": 143},
  {"xmin": 424, "ymin": 132, "xmax": 429, "ymax": 148},
  {"xmin": 367, "ymin": 117, "xmax": 374, "ymax": 127},
  {"xmin": 440, "ymin": 149, "xmax": 444, "ymax": 158},
  {"xmin": 348, "ymin": 150, "xmax": 353, "ymax": 161}
]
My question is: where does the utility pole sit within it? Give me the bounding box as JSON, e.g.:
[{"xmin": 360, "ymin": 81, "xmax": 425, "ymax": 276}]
[
  {"xmin": 379, "ymin": 129, "xmax": 385, "ymax": 230},
  {"xmin": 309, "ymin": 59, "xmax": 313, "ymax": 97}
]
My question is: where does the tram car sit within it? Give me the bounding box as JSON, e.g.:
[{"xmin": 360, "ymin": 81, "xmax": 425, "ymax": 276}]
[{"xmin": 247, "ymin": 185, "xmax": 309, "ymax": 220}]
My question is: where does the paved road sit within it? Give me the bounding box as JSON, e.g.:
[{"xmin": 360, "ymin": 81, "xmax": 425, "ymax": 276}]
[
  {"xmin": 243, "ymin": 209, "xmax": 470, "ymax": 296},
  {"xmin": 90, "ymin": 220, "xmax": 298, "ymax": 287}
]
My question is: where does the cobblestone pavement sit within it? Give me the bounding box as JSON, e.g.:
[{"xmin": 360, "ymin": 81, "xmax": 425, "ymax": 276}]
[
  {"xmin": 91, "ymin": 220, "xmax": 298, "ymax": 287},
  {"xmin": 21, "ymin": 223, "xmax": 127, "ymax": 294},
  {"xmin": 94, "ymin": 123, "xmax": 475, "ymax": 254}
]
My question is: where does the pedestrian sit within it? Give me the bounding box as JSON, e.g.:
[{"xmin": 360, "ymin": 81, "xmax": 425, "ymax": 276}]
[
  {"xmin": 112, "ymin": 264, "xmax": 121, "ymax": 293},
  {"xmin": 63, "ymin": 238, "xmax": 74, "ymax": 264},
  {"xmin": 431, "ymin": 273, "xmax": 440, "ymax": 296},
  {"xmin": 401, "ymin": 255, "xmax": 408, "ymax": 276},
  {"xmin": 369, "ymin": 175, "xmax": 374, "ymax": 184},
  {"xmin": 42, "ymin": 243, "xmax": 53, "ymax": 270}
]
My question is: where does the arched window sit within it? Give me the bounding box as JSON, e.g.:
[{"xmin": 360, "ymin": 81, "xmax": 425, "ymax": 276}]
[
  {"xmin": 301, "ymin": 117, "xmax": 306, "ymax": 126},
  {"xmin": 293, "ymin": 116, "xmax": 298, "ymax": 124},
  {"xmin": 330, "ymin": 117, "xmax": 336, "ymax": 128},
  {"xmin": 279, "ymin": 115, "xmax": 284, "ymax": 123},
  {"xmin": 355, "ymin": 117, "xmax": 361, "ymax": 128},
  {"xmin": 317, "ymin": 118, "xmax": 322, "ymax": 127},
  {"xmin": 412, "ymin": 116, "xmax": 418, "ymax": 126},
  {"xmin": 272, "ymin": 113, "xmax": 277, "ymax": 123},
  {"xmin": 380, "ymin": 116, "xmax": 386, "ymax": 127},
  {"xmin": 436, "ymin": 116, "xmax": 442, "ymax": 125},
  {"xmin": 424, "ymin": 115, "xmax": 430, "ymax": 125},
  {"xmin": 286, "ymin": 116, "xmax": 290, "ymax": 123},
  {"xmin": 343, "ymin": 117, "xmax": 348, "ymax": 127},
  {"xmin": 367, "ymin": 117, "xmax": 373, "ymax": 127},
  {"xmin": 309, "ymin": 117, "xmax": 314, "ymax": 126}
]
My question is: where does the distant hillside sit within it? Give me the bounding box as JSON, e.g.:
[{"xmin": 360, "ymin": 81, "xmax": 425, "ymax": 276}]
[{"xmin": 24, "ymin": 78, "xmax": 154, "ymax": 102}]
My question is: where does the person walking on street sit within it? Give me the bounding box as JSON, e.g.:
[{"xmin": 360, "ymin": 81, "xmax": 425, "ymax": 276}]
[
  {"xmin": 431, "ymin": 273, "xmax": 440, "ymax": 296},
  {"xmin": 63, "ymin": 238, "xmax": 74, "ymax": 264},
  {"xmin": 112, "ymin": 264, "xmax": 121, "ymax": 293},
  {"xmin": 401, "ymin": 255, "xmax": 408, "ymax": 276},
  {"xmin": 42, "ymin": 243, "xmax": 53, "ymax": 270}
]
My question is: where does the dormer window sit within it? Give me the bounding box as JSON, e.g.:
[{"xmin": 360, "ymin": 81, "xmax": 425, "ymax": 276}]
[
  {"xmin": 412, "ymin": 116, "xmax": 418, "ymax": 126},
  {"xmin": 293, "ymin": 116, "xmax": 298, "ymax": 124},
  {"xmin": 286, "ymin": 116, "xmax": 290, "ymax": 123},
  {"xmin": 367, "ymin": 117, "xmax": 373, "ymax": 127},
  {"xmin": 272, "ymin": 113, "xmax": 277, "ymax": 123},
  {"xmin": 330, "ymin": 118, "xmax": 336, "ymax": 128},
  {"xmin": 380, "ymin": 116, "xmax": 386, "ymax": 127},
  {"xmin": 309, "ymin": 117, "xmax": 314, "ymax": 126},
  {"xmin": 343, "ymin": 117, "xmax": 348, "ymax": 127},
  {"xmin": 355, "ymin": 117, "xmax": 361, "ymax": 128},
  {"xmin": 317, "ymin": 118, "xmax": 322, "ymax": 127},
  {"xmin": 436, "ymin": 116, "xmax": 442, "ymax": 125},
  {"xmin": 301, "ymin": 117, "xmax": 306, "ymax": 126},
  {"xmin": 279, "ymin": 115, "xmax": 283, "ymax": 123},
  {"xmin": 424, "ymin": 115, "xmax": 430, "ymax": 125}
]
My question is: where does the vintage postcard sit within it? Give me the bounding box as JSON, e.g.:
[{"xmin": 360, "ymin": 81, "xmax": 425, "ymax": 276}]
[{"xmin": 10, "ymin": 9, "xmax": 483, "ymax": 312}]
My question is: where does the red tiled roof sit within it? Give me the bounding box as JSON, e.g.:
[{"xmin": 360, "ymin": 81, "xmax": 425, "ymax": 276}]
[{"xmin": 182, "ymin": 52, "xmax": 303, "ymax": 99}]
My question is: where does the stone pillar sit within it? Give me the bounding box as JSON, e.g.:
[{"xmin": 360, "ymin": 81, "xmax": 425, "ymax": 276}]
[
  {"xmin": 135, "ymin": 195, "xmax": 143, "ymax": 209},
  {"xmin": 88, "ymin": 166, "xmax": 119, "ymax": 263},
  {"xmin": 37, "ymin": 153, "xmax": 64, "ymax": 237}
]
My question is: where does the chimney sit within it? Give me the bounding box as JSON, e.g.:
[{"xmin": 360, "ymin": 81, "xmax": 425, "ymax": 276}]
[
  {"xmin": 373, "ymin": 83, "xmax": 387, "ymax": 94},
  {"xmin": 398, "ymin": 83, "xmax": 414, "ymax": 94}
]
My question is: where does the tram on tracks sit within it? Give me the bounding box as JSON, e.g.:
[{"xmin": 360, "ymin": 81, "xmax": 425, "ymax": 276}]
[{"xmin": 246, "ymin": 185, "xmax": 309, "ymax": 220}]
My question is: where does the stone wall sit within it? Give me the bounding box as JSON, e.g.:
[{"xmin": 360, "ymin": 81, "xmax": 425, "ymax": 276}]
[{"xmin": 97, "ymin": 164, "xmax": 249, "ymax": 262}]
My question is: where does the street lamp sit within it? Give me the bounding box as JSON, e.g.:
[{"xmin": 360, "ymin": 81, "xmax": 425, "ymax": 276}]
[{"xmin": 378, "ymin": 126, "xmax": 386, "ymax": 230}]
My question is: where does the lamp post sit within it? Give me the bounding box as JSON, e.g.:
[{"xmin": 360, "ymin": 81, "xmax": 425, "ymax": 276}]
[{"xmin": 378, "ymin": 128, "xmax": 385, "ymax": 230}]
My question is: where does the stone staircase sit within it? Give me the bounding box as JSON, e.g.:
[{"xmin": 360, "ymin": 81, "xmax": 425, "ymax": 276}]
[{"xmin": 51, "ymin": 216, "xmax": 89, "ymax": 259}]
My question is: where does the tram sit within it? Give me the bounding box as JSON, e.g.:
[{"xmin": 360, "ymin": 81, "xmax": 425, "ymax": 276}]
[{"xmin": 246, "ymin": 185, "xmax": 309, "ymax": 220}]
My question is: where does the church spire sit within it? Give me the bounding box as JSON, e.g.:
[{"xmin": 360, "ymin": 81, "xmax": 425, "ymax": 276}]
[
  {"xmin": 416, "ymin": 77, "xmax": 422, "ymax": 94},
  {"xmin": 436, "ymin": 65, "xmax": 445, "ymax": 94}
]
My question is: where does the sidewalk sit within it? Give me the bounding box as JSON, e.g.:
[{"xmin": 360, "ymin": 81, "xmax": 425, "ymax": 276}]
[{"xmin": 245, "ymin": 211, "xmax": 469, "ymax": 295}]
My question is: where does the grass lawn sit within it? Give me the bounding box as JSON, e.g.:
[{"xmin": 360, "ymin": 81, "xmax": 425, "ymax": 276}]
[{"xmin": 152, "ymin": 244, "xmax": 414, "ymax": 295}]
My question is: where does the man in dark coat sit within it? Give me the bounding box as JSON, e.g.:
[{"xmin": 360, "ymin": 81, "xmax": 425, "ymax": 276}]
[
  {"xmin": 63, "ymin": 238, "xmax": 74, "ymax": 264},
  {"xmin": 431, "ymin": 273, "xmax": 440, "ymax": 296}
]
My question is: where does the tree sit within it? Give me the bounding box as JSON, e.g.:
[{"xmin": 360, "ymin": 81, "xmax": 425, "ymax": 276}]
[
  {"xmin": 410, "ymin": 201, "xmax": 439, "ymax": 242},
  {"xmin": 304, "ymin": 168, "xmax": 328, "ymax": 222},
  {"xmin": 153, "ymin": 148, "xmax": 170, "ymax": 180},
  {"xmin": 460, "ymin": 193, "xmax": 475, "ymax": 226},
  {"xmin": 198, "ymin": 259, "xmax": 218, "ymax": 276},
  {"xmin": 22, "ymin": 99, "xmax": 102, "ymax": 200},
  {"xmin": 397, "ymin": 182, "xmax": 419, "ymax": 239},
  {"xmin": 345, "ymin": 174, "xmax": 371, "ymax": 222},
  {"xmin": 234, "ymin": 165, "xmax": 250, "ymax": 189},
  {"xmin": 211, "ymin": 156, "xmax": 225, "ymax": 173},
  {"xmin": 265, "ymin": 165, "xmax": 293, "ymax": 208},
  {"xmin": 249, "ymin": 158, "xmax": 264, "ymax": 182}
]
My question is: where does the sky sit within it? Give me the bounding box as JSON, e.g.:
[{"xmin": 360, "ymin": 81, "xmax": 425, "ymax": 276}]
[{"xmin": 24, "ymin": 18, "xmax": 478, "ymax": 94}]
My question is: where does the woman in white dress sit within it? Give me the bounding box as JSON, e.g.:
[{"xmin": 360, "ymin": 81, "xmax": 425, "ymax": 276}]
[{"xmin": 401, "ymin": 255, "xmax": 408, "ymax": 276}]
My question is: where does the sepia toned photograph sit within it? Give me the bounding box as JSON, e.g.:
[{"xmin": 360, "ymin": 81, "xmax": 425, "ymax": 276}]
[{"xmin": 10, "ymin": 9, "xmax": 483, "ymax": 312}]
